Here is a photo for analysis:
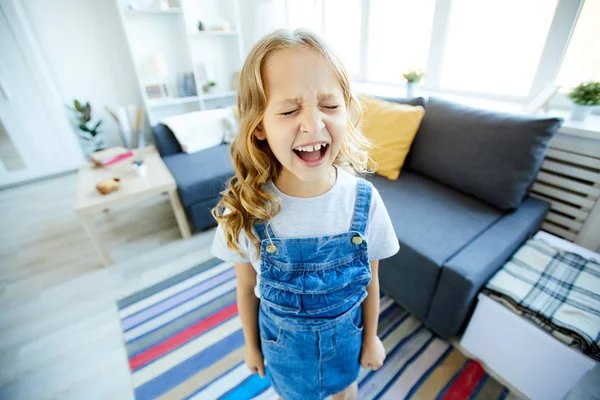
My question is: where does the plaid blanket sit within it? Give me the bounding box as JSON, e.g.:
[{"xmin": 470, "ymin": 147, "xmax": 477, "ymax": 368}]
[{"xmin": 482, "ymin": 238, "xmax": 600, "ymax": 362}]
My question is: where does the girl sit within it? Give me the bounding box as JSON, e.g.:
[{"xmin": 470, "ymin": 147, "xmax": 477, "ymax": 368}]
[{"xmin": 212, "ymin": 29, "xmax": 399, "ymax": 400}]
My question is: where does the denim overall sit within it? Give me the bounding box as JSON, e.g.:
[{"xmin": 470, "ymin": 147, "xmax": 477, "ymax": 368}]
[{"xmin": 255, "ymin": 179, "xmax": 373, "ymax": 400}]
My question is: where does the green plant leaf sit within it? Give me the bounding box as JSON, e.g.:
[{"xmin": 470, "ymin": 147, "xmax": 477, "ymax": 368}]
[
  {"xmin": 91, "ymin": 120, "xmax": 102, "ymax": 135},
  {"xmin": 74, "ymin": 99, "xmax": 83, "ymax": 112},
  {"xmin": 568, "ymin": 81, "xmax": 600, "ymax": 106},
  {"xmin": 84, "ymin": 103, "xmax": 91, "ymax": 119}
]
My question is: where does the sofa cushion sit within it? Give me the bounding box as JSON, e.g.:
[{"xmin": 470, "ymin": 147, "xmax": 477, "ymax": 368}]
[
  {"xmin": 163, "ymin": 144, "xmax": 234, "ymax": 207},
  {"xmin": 360, "ymin": 95, "xmax": 425, "ymax": 180},
  {"xmin": 368, "ymin": 171, "xmax": 504, "ymax": 318},
  {"xmin": 407, "ymin": 97, "xmax": 563, "ymax": 210},
  {"xmin": 427, "ymin": 196, "xmax": 549, "ymax": 338}
]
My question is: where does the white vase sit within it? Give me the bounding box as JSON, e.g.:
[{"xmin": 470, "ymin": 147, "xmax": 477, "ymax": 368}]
[
  {"xmin": 406, "ymin": 82, "xmax": 417, "ymax": 98},
  {"xmin": 570, "ymin": 104, "xmax": 596, "ymax": 122}
]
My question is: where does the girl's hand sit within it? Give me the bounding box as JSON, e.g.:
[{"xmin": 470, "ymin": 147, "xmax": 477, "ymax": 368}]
[
  {"xmin": 245, "ymin": 345, "xmax": 266, "ymax": 378},
  {"xmin": 360, "ymin": 335, "xmax": 386, "ymax": 370}
]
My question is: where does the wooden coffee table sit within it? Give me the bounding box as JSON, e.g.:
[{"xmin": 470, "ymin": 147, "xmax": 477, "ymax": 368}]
[{"xmin": 75, "ymin": 145, "xmax": 191, "ymax": 266}]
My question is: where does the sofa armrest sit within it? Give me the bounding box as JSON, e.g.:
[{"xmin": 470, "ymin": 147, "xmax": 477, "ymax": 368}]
[
  {"xmin": 425, "ymin": 196, "xmax": 550, "ymax": 339},
  {"xmin": 152, "ymin": 124, "xmax": 183, "ymax": 157}
]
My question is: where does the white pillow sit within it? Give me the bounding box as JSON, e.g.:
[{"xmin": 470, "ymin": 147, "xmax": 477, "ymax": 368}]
[{"xmin": 161, "ymin": 108, "xmax": 235, "ymax": 154}]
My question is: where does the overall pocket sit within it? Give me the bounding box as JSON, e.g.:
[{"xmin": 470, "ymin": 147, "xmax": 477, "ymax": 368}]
[
  {"xmin": 346, "ymin": 306, "xmax": 364, "ymax": 335},
  {"xmin": 259, "ymin": 308, "xmax": 286, "ymax": 347}
]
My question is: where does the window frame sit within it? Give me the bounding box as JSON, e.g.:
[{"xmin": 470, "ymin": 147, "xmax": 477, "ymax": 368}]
[{"xmin": 284, "ymin": 0, "xmax": 587, "ymax": 106}]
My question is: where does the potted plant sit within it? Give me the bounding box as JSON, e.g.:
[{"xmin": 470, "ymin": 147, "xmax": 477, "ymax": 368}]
[
  {"xmin": 202, "ymin": 80, "xmax": 216, "ymax": 94},
  {"xmin": 568, "ymin": 81, "xmax": 600, "ymax": 121},
  {"xmin": 69, "ymin": 99, "xmax": 105, "ymax": 157},
  {"xmin": 403, "ymin": 69, "xmax": 425, "ymax": 98}
]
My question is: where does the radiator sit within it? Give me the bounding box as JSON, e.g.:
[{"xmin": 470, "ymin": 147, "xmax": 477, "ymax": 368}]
[{"xmin": 530, "ymin": 139, "xmax": 600, "ymax": 247}]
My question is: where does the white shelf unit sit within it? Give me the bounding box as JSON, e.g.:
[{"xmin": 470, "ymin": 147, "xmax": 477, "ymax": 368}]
[{"xmin": 117, "ymin": 0, "xmax": 244, "ymax": 126}]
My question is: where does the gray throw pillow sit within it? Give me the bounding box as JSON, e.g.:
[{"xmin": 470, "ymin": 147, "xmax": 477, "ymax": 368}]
[{"xmin": 408, "ymin": 97, "xmax": 563, "ymax": 210}]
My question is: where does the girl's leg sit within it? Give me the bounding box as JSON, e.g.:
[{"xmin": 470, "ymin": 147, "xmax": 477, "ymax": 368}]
[{"xmin": 331, "ymin": 381, "xmax": 358, "ymax": 400}]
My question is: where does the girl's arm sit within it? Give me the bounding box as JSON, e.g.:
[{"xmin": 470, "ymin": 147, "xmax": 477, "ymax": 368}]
[
  {"xmin": 362, "ymin": 259, "xmax": 380, "ymax": 340},
  {"xmin": 361, "ymin": 259, "xmax": 386, "ymax": 370},
  {"xmin": 235, "ymin": 262, "xmax": 261, "ymax": 350},
  {"xmin": 235, "ymin": 262, "xmax": 266, "ymax": 377}
]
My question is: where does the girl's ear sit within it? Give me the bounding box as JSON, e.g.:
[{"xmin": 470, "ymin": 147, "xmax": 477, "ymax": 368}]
[{"xmin": 254, "ymin": 123, "xmax": 266, "ymax": 140}]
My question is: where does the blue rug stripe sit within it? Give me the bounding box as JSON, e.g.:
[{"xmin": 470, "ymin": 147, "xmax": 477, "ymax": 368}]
[
  {"xmin": 497, "ymin": 387, "xmax": 510, "ymax": 400},
  {"xmin": 469, "ymin": 374, "xmax": 489, "ymax": 399},
  {"xmin": 378, "ymin": 302, "xmax": 401, "ymax": 322},
  {"xmin": 219, "ymin": 370, "xmax": 272, "ymax": 400}
]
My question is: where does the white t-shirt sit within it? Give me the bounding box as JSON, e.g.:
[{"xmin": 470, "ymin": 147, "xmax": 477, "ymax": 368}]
[{"xmin": 211, "ymin": 166, "xmax": 400, "ymax": 297}]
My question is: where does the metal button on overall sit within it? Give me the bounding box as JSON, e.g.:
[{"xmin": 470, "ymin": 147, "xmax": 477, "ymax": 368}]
[
  {"xmin": 266, "ymin": 244, "xmax": 278, "ymax": 254},
  {"xmin": 351, "ymin": 235, "xmax": 363, "ymax": 245}
]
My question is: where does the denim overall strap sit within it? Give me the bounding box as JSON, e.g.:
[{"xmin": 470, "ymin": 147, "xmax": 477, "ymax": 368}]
[
  {"xmin": 349, "ymin": 178, "xmax": 372, "ymax": 235},
  {"xmin": 254, "ymin": 220, "xmax": 277, "ymax": 242}
]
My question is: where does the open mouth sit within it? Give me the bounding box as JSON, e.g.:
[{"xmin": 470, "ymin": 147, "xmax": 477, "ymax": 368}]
[{"xmin": 293, "ymin": 142, "xmax": 329, "ymax": 165}]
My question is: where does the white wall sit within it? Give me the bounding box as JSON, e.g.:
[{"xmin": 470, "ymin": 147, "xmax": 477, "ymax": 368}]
[
  {"xmin": 17, "ymin": 0, "xmax": 285, "ymax": 149},
  {"xmin": 21, "ymin": 0, "xmax": 142, "ymax": 148}
]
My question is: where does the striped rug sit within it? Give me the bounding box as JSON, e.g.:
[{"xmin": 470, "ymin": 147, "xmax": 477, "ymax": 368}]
[{"xmin": 117, "ymin": 258, "xmax": 520, "ymax": 400}]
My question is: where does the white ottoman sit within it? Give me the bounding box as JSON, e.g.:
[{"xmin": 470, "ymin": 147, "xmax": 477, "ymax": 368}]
[{"xmin": 460, "ymin": 231, "xmax": 598, "ymax": 400}]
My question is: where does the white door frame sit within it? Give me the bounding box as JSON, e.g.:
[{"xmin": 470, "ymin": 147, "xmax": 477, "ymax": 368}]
[{"xmin": 0, "ymin": 0, "xmax": 83, "ymax": 188}]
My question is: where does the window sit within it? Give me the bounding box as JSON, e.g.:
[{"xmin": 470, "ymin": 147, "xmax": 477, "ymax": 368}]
[
  {"xmin": 366, "ymin": 0, "xmax": 436, "ymax": 84},
  {"xmin": 287, "ymin": 0, "xmax": 323, "ymax": 34},
  {"xmin": 282, "ymin": 0, "xmax": 595, "ymax": 101},
  {"xmin": 555, "ymin": 0, "xmax": 600, "ymax": 89},
  {"xmin": 323, "ymin": 0, "xmax": 361, "ymax": 77},
  {"xmin": 287, "ymin": 0, "xmax": 361, "ymax": 77},
  {"xmin": 439, "ymin": 0, "xmax": 559, "ymax": 97}
]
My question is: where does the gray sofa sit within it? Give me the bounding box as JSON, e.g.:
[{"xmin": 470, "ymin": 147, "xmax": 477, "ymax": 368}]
[
  {"xmin": 369, "ymin": 96, "xmax": 563, "ymax": 339},
  {"xmin": 153, "ymin": 96, "xmax": 563, "ymax": 340},
  {"xmin": 152, "ymin": 124, "xmax": 234, "ymax": 231}
]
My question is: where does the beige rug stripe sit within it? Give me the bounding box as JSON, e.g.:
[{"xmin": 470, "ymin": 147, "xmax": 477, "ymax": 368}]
[
  {"xmin": 411, "ymin": 348, "xmax": 467, "ymax": 400},
  {"xmin": 474, "ymin": 373, "xmax": 505, "ymax": 400},
  {"xmin": 156, "ymin": 346, "xmax": 246, "ymax": 400},
  {"xmin": 505, "ymin": 392, "xmax": 526, "ymax": 400}
]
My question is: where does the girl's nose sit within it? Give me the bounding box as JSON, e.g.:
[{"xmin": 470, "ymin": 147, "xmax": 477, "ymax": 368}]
[{"xmin": 299, "ymin": 106, "xmax": 325, "ymax": 134}]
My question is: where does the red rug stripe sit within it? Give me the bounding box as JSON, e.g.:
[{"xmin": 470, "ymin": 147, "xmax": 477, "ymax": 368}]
[
  {"xmin": 129, "ymin": 302, "xmax": 239, "ymax": 371},
  {"xmin": 441, "ymin": 360, "xmax": 486, "ymax": 400}
]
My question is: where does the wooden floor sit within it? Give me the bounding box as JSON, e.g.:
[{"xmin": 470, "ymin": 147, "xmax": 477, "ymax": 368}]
[
  {"xmin": 0, "ymin": 172, "xmax": 215, "ymax": 400},
  {"xmin": 0, "ymin": 172, "xmax": 598, "ymax": 400}
]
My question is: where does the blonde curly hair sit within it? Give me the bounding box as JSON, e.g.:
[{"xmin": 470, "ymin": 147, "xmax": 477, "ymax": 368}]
[{"xmin": 212, "ymin": 29, "xmax": 374, "ymax": 258}]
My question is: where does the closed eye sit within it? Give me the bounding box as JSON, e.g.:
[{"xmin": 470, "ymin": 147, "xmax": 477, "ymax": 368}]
[{"xmin": 280, "ymin": 105, "xmax": 338, "ymax": 116}]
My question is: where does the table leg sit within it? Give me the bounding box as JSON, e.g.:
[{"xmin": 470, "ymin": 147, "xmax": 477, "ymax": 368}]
[
  {"xmin": 169, "ymin": 188, "xmax": 192, "ymax": 239},
  {"xmin": 78, "ymin": 213, "xmax": 113, "ymax": 266}
]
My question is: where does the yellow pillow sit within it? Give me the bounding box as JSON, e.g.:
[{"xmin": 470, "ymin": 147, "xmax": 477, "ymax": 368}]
[{"xmin": 360, "ymin": 95, "xmax": 425, "ymax": 180}]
